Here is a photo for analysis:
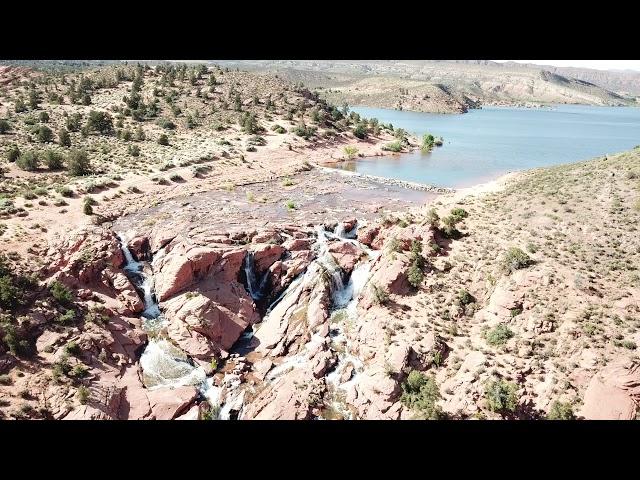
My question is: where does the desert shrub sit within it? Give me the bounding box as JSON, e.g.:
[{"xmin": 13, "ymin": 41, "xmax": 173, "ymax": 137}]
[
  {"xmin": 134, "ymin": 126, "xmax": 146, "ymax": 141},
  {"xmin": 400, "ymin": 371, "xmax": 444, "ymax": 419},
  {"xmin": 426, "ymin": 208, "xmax": 440, "ymax": 228},
  {"xmin": 128, "ymin": 145, "xmax": 140, "ymax": 157},
  {"xmin": 382, "ymin": 140, "xmax": 403, "ymax": 152},
  {"xmin": 83, "ymin": 199, "xmax": 93, "ymax": 215},
  {"xmin": 86, "ymin": 110, "xmax": 114, "ymax": 135},
  {"xmin": 485, "ymin": 378, "xmax": 519, "ymax": 414},
  {"xmin": 14, "ymin": 98, "xmax": 27, "ymax": 113},
  {"xmin": 56, "ymin": 185, "xmax": 74, "ymax": 197},
  {"xmin": 343, "ymin": 145, "xmax": 358, "ymax": 159},
  {"xmin": 49, "ymin": 281, "xmax": 73, "ymax": 305},
  {"xmin": 547, "ymin": 401, "xmax": 575, "ymax": 420},
  {"xmin": 77, "ymin": 385, "xmax": 90, "ymax": 404},
  {"xmin": 485, "ymin": 323, "xmax": 514, "ymax": 346},
  {"xmin": 407, "ymin": 263, "xmax": 424, "ymax": 288},
  {"xmin": 16, "ymin": 151, "xmax": 40, "ymax": 171},
  {"xmin": 370, "ymin": 282, "xmax": 389, "ymax": 305},
  {"xmin": 43, "ymin": 150, "xmax": 64, "ymax": 170},
  {"xmin": 353, "ymin": 122, "xmax": 368, "ymax": 139},
  {"xmin": 56, "ymin": 309, "xmax": 75, "ymax": 325},
  {"xmin": 158, "ymin": 118, "xmax": 176, "ymax": 130},
  {"xmin": 58, "ymin": 128, "xmax": 71, "ymax": 147},
  {"xmin": 65, "ymin": 341, "xmax": 81, "ymax": 356},
  {"xmin": 6, "ymin": 145, "xmax": 20, "ymax": 163},
  {"xmin": 450, "ymin": 208, "xmax": 468, "ymax": 221},
  {"xmin": 0, "ymin": 275, "xmax": 20, "ymax": 309},
  {"xmin": 39, "ymin": 111, "xmax": 49, "ymax": 123},
  {"xmin": 457, "ymin": 289, "xmax": 475, "ymax": 305},
  {"xmin": 410, "ymin": 240, "xmax": 424, "ymax": 267},
  {"xmin": 293, "ymin": 123, "xmax": 316, "ymax": 139},
  {"xmin": 284, "ymin": 200, "xmax": 296, "ymax": 210},
  {"xmin": 440, "ymin": 215, "xmax": 460, "ymax": 238},
  {"xmin": 67, "ymin": 150, "xmax": 91, "ymax": 176},
  {"xmin": 1, "ymin": 322, "xmax": 33, "ymax": 358},
  {"xmin": 503, "ymin": 247, "xmax": 532, "ymax": 273},
  {"xmin": 158, "ymin": 134, "xmax": 169, "ymax": 146},
  {"xmin": 0, "ymin": 119, "xmax": 10, "ymax": 134},
  {"xmin": 169, "ymin": 174, "xmax": 183, "ymax": 182},
  {"xmin": 271, "ymin": 124, "xmax": 286, "ymax": 134},
  {"xmin": 66, "ymin": 113, "xmax": 82, "ymax": 132}
]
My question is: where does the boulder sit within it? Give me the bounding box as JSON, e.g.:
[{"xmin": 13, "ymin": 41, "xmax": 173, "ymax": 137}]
[
  {"xmin": 153, "ymin": 242, "xmax": 222, "ymax": 301},
  {"xmin": 328, "ymin": 241, "xmax": 365, "ymax": 273},
  {"xmin": 147, "ymin": 386, "xmax": 199, "ymax": 420}
]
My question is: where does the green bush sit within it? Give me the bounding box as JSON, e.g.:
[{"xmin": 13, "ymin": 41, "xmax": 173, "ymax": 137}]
[
  {"xmin": 382, "ymin": 141, "xmax": 403, "ymax": 152},
  {"xmin": 0, "ymin": 119, "xmax": 10, "ymax": 134},
  {"xmin": 450, "ymin": 208, "xmax": 468, "ymax": 221},
  {"xmin": 43, "ymin": 150, "xmax": 64, "ymax": 170},
  {"xmin": 49, "ymin": 281, "xmax": 73, "ymax": 305},
  {"xmin": 422, "ymin": 133, "xmax": 435, "ymax": 152},
  {"xmin": 457, "ymin": 289, "xmax": 475, "ymax": 305},
  {"xmin": 485, "ymin": 378, "xmax": 519, "ymax": 414},
  {"xmin": 547, "ymin": 401, "xmax": 575, "ymax": 420},
  {"xmin": 58, "ymin": 128, "xmax": 71, "ymax": 147},
  {"xmin": 67, "ymin": 150, "xmax": 91, "ymax": 176},
  {"xmin": 6, "ymin": 145, "xmax": 20, "ymax": 162},
  {"xmin": 400, "ymin": 370, "xmax": 444, "ymax": 419},
  {"xmin": 353, "ymin": 122, "xmax": 368, "ymax": 139},
  {"xmin": 56, "ymin": 185, "xmax": 74, "ymax": 198},
  {"xmin": 0, "ymin": 275, "xmax": 20, "ymax": 309},
  {"xmin": 158, "ymin": 118, "xmax": 176, "ymax": 130},
  {"xmin": 39, "ymin": 111, "xmax": 50, "ymax": 123},
  {"xmin": 484, "ymin": 323, "xmax": 514, "ymax": 346},
  {"xmin": 407, "ymin": 263, "xmax": 424, "ymax": 288},
  {"xmin": 158, "ymin": 134, "xmax": 169, "ymax": 146},
  {"xmin": 77, "ymin": 385, "xmax": 90, "ymax": 404},
  {"xmin": 370, "ymin": 283, "xmax": 389, "ymax": 305},
  {"xmin": 16, "ymin": 151, "xmax": 40, "ymax": 171},
  {"xmin": 128, "ymin": 145, "xmax": 140, "ymax": 157},
  {"xmin": 503, "ymin": 247, "xmax": 532, "ymax": 273},
  {"xmin": 86, "ymin": 110, "xmax": 114, "ymax": 135},
  {"xmin": 36, "ymin": 125, "xmax": 54, "ymax": 143},
  {"xmin": 66, "ymin": 113, "xmax": 82, "ymax": 132}
]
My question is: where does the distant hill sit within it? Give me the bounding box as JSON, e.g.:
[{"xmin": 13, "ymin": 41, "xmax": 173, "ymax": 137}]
[{"xmin": 212, "ymin": 60, "xmax": 638, "ymax": 113}]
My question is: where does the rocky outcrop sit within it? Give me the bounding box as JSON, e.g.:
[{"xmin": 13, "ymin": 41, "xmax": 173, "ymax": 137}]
[
  {"xmin": 580, "ymin": 361, "xmax": 640, "ymax": 420},
  {"xmin": 147, "ymin": 386, "xmax": 199, "ymax": 420},
  {"xmin": 153, "ymin": 241, "xmax": 223, "ymax": 301},
  {"xmin": 328, "ymin": 241, "xmax": 365, "ymax": 274},
  {"xmin": 163, "ymin": 284, "xmax": 259, "ymax": 358}
]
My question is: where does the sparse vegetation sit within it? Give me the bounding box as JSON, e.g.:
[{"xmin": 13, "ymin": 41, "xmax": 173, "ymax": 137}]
[{"xmin": 400, "ymin": 370, "xmax": 444, "ymax": 419}]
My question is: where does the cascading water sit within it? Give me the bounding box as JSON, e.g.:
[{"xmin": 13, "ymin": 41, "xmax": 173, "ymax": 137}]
[
  {"xmin": 117, "ymin": 233, "xmax": 206, "ymax": 391},
  {"xmin": 319, "ymin": 225, "xmax": 380, "ymax": 420},
  {"xmin": 243, "ymin": 251, "xmax": 270, "ymax": 301}
]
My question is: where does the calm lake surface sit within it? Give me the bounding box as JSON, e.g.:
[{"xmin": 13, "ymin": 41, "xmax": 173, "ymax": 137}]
[{"xmin": 332, "ymin": 105, "xmax": 640, "ymax": 188}]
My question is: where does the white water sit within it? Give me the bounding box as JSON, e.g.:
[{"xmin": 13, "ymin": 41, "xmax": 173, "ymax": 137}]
[{"xmin": 117, "ymin": 232, "xmax": 207, "ymax": 391}]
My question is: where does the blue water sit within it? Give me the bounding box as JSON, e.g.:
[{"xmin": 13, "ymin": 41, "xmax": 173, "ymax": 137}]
[{"xmin": 333, "ymin": 105, "xmax": 640, "ymax": 188}]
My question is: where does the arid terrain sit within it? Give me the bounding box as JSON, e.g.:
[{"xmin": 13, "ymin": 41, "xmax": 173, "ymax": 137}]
[
  {"xmin": 216, "ymin": 60, "xmax": 639, "ymax": 113},
  {"xmin": 1, "ymin": 62, "xmax": 639, "ymax": 420}
]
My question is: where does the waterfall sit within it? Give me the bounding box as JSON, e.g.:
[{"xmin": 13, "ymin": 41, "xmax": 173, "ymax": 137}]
[
  {"xmin": 117, "ymin": 232, "xmax": 206, "ymax": 391},
  {"xmin": 243, "ymin": 251, "xmax": 270, "ymax": 301}
]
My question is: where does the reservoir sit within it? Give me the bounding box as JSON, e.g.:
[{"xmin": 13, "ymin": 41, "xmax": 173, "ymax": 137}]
[{"xmin": 331, "ymin": 105, "xmax": 640, "ymax": 188}]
